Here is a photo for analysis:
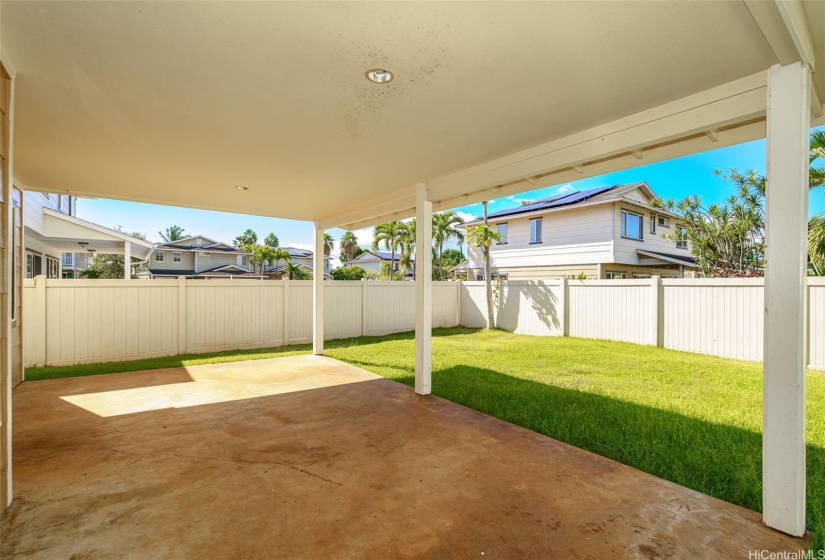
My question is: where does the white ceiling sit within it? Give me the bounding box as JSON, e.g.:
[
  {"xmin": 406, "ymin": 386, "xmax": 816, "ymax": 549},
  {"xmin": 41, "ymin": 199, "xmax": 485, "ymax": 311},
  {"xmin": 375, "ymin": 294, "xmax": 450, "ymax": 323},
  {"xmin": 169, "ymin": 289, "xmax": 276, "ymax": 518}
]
[{"xmin": 0, "ymin": 1, "xmax": 822, "ymax": 226}]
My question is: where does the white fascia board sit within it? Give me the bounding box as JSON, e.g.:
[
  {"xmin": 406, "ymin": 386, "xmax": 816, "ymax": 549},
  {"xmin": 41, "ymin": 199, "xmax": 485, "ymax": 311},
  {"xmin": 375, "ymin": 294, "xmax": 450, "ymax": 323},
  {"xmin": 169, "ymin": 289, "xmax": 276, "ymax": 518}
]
[
  {"xmin": 325, "ymin": 72, "xmax": 769, "ymax": 231},
  {"xmin": 42, "ymin": 208, "xmax": 154, "ymax": 248}
]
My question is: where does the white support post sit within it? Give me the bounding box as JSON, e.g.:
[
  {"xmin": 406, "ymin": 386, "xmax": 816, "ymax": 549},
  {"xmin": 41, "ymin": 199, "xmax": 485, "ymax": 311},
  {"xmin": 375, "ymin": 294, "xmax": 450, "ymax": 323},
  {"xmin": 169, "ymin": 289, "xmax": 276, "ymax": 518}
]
[
  {"xmin": 763, "ymin": 62, "xmax": 810, "ymax": 537},
  {"xmin": 415, "ymin": 183, "xmax": 433, "ymax": 395},
  {"xmin": 313, "ymin": 223, "xmax": 324, "ymax": 355},
  {"xmin": 123, "ymin": 240, "xmax": 131, "ymax": 280}
]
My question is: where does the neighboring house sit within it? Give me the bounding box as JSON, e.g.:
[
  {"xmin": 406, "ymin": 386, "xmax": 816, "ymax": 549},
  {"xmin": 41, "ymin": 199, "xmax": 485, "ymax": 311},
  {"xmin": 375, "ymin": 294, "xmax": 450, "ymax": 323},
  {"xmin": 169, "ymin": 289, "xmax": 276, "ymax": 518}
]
[
  {"xmin": 456, "ymin": 182, "xmax": 698, "ymax": 280},
  {"xmin": 138, "ymin": 236, "xmax": 265, "ymax": 279},
  {"xmin": 342, "ymin": 251, "xmax": 413, "ymax": 276},
  {"xmin": 24, "ymin": 191, "xmax": 154, "ymax": 279},
  {"xmin": 263, "ymin": 247, "xmax": 331, "ymax": 279}
]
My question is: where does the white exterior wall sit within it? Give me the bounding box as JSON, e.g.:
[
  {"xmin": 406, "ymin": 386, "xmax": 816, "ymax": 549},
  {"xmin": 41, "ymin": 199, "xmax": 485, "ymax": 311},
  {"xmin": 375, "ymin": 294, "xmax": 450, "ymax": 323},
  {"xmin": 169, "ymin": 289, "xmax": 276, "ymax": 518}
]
[
  {"xmin": 468, "ymin": 204, "xmax": 616, "ymax": 270},
  {"xmin": 22, "ymin": 191, "xmax": 62, "ymax": 236},
  {"xmin": 612, "ymin": 201, "xmax": 691, "ymax": 265}
]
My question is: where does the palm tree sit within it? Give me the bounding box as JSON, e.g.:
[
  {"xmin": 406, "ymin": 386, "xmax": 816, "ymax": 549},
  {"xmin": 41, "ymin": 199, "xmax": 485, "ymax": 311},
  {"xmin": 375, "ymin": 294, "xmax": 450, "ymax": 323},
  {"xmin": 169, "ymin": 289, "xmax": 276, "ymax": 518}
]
[
  {"xmin": 339, "ymin": 231, "xmax": 359, "ymax": 262},
  {"xmin": 264, "ymin": 233, "xmax": 279, "ymax": 248},
  {"xmin": 234, "ymin": 229, "xmax": 257, "ymax": 248},
  {"xmin": 159, "ymin": 225, "xmax": 185, "ymax": 242},
  {"xmin": 323, "ymin": 233, "xmax": 334, "ymax": 256},
  {"xmin": 808, "ymin": 130, "xmax": 825, "ymax": 275},
  {"xmin": 433, "ymin": 211, "xmax": 465, "ymax": 280},
  {"xmin": 251, "ymin": 245, "xmax": 277, "ymax": 274},
  {"xmin": 400, "ymin": 219, "xmax": 415, "ymax": 279},
  {"xmin": 372, "ymin": 221, "xmax": 408, "ymax": 281},
  {"xmin": 270, "ymin": 247, "xmax": 291, "ymax": 276},
  {"xmin": 466, "ymin": 201, "xmax": 502, "ymax": 329},
  {"xmin": 283, "ymin": 262, "xmax": 307, "ymax": 280}
]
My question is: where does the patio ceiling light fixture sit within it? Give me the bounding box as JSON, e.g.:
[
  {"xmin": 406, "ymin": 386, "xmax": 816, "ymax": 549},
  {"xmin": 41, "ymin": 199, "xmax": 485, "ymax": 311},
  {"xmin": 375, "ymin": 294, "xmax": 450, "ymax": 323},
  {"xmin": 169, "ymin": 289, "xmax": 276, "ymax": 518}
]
[
  {"xmin": 235, "ymin": 186, "xmax": 249, "ymax": 191},
  {"xmin": 366, "ymin": 68, "xmax": 393, "ymax": 84}
]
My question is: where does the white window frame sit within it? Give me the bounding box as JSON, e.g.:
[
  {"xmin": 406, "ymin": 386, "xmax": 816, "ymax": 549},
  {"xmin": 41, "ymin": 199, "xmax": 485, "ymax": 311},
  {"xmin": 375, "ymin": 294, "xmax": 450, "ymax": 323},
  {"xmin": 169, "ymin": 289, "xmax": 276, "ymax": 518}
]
[
  {"xmin": 621, "ymin": 209, "xmax": 644, "ymax": 241},
  {"xmin": 173, "ymin": 252, "xmax": 182, "ymax": 263},
  {"xmin": 237, "ymin": 254, "xmax": 249, "ymax": 267},
  {"xmin": 496, "ymin": 222, "xmax": 508, "ymax": 245},
  {"xmin": 26, "ymin": 253, "xmax": 33, "ymax": 279},
  {"xmin": 676, "ymin": 225, "xmax": 688, "ymax": 249},
  {"xmin": 650, "ymin": 215, "xmax": 656, "ymax": 234},
  {"xmin": 606, "ymin": 271, "xmax": 627, "ymax": 279},
  {"xmin": 529, "ymin": 217, "xmax": 543, "ymax": 244},
  {"xmin": 155, "ymin": 251, "xmax": 164, "ymax": 262},
  {"xmin": 657, "ymin": 216, "xmax": 670, "ymax": 228}
]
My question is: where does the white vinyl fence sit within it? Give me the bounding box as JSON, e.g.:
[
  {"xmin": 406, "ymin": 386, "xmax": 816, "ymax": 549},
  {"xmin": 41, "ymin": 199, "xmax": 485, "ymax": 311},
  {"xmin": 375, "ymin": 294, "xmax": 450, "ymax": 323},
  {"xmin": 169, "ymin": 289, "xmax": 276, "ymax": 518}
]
[
  {"xmin": 23, "ymin": 276, "xmax": 825, "ymax": 370},
  {"xmin": 459, "ymin": 278, "xmax": 825, "ymax": 369},
  {"xmin": 23, "ymin": 278, "xmax": 459, "ymax": 367}
]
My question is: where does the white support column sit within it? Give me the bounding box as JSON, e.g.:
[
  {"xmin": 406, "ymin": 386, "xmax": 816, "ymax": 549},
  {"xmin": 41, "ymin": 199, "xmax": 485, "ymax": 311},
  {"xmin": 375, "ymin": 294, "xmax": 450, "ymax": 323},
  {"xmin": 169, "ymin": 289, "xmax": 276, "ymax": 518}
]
[
  {"xmin": 763, "ymin": 62, "xmax": 810, "ymax": 537},
  {"xmin": 123, "ymin": 240, "xmax": 131, "ymax": 280},
  {"xmin": 414, "ymin": 183, "xmax": 433, "ymax": 395},
  {"xmin": 312, "ymin": 223, "xmax": 324, "ymax": 355}
]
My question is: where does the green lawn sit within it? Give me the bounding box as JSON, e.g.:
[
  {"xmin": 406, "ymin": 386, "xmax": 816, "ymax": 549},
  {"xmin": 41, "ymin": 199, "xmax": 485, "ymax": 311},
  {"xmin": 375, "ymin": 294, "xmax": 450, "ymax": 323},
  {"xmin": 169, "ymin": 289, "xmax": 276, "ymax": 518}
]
[{"xmin": 26, "ymin": 328, "xmax": 825, "ymax": 550}]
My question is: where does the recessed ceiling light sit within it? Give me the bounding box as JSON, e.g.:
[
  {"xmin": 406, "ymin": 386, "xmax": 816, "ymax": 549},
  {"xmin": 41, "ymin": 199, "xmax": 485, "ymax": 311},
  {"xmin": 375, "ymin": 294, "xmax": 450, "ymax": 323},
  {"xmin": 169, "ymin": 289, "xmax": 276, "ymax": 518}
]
[
  {"xmin": 366, "ymin": 68, "xmax": 393, "ymax": 84},
  {"xmin": 236, "ymin": 186, "xmax": 249, "ymax": 191}
]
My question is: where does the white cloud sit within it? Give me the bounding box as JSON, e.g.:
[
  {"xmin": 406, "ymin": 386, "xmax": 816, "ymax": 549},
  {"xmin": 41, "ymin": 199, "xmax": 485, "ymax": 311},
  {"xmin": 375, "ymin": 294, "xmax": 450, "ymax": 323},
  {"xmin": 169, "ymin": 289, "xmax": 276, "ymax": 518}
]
[
  {"xmin": 557, "ymin": 183, "xmax": 574, "ymax": 194},
  {"xmin": 456, "ymin": 211, "xmax": 476, "ymax": 223},
  {"xmin": 354, "ymin": 227, "xmax": 374, "ymax": 249}
]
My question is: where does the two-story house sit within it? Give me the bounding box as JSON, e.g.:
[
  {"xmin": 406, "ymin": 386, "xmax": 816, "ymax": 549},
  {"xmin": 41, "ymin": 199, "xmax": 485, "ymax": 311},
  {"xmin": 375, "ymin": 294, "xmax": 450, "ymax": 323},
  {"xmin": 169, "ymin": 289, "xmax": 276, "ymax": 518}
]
[
  {"xmin": 341, "ymin": 250, "xmax": 413, "ymax": 276},
  {"xmin": 263, "ymin": 247, "xmax": 331, "ymax": 278},
  {"xmin": 456, "ymin": 182, "xmax": 697, "ymax": 280},
  {"xmin": 24, "ymin": 191, "xmax": 154, "ymax": 279},
  {"xmin": 139, "ymin": 236, "xmax": 266, "ymax": 279}
]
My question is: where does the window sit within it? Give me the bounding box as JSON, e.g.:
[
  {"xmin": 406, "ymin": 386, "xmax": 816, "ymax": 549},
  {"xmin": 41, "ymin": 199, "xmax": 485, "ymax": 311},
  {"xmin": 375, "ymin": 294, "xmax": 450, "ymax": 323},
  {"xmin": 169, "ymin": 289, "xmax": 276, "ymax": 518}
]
[
  {"xmin": 676, "ymin": 225, "xmax": 688, "ymax": 249},
  {"xmin": 529, "ymin": 217, "xmax": 543, "ymax": 244},
  {"xmin": 606, "ymin": 271, "xmax": 627, "ymax": 279},
  {"xmin": 46, "ymin": 257, "xmax": 59, "ymax": 279},
  {"xmin": 62, "ymin": 253, "xmax": 73, "ymax": 267},
  {"xmin": 657, "ymin": 216, "xmax": 670, "ymax": 228},
  {"xmin": 155, "ymin": 251, "xmax": 164, "ymax": 262},
  {"xmin": 621, "ymin": 210, "xmax": 643, "ymax": 240},
  {"xmin": 173, "ymin": 252, "xmax": 182, "ymax": 263},
  {"xmin": 633, "ymin": 273, "xmax": 652, "ymax": 279},
  {"xmin": 496, "ymin": 223, "xmax": 508, "ymax": 245},
  {"xmin": 237, "ymin": 254, "xmax": 249, "ymax": 267},
  {"xmin": 475, "ymin": 273, "xmax": 485, "ymax": 281},
  {"xmin": 26, "ymin": 254, "xmax": 33, "ymax": 279},
  {"xmin": 491, "ymin": 272, "xmax": 508, "ymax": 280},
  {"xmin": 650, "ymin": 215, "xmax": 656, "ymax": 234}
]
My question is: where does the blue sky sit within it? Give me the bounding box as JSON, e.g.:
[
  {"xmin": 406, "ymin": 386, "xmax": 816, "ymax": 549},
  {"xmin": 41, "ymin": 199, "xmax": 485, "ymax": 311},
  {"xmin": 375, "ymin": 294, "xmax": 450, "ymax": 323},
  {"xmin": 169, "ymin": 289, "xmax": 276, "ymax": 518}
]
[{"xmin": 77, "ymin": 127, "xmax": 825, "ymax": 266}]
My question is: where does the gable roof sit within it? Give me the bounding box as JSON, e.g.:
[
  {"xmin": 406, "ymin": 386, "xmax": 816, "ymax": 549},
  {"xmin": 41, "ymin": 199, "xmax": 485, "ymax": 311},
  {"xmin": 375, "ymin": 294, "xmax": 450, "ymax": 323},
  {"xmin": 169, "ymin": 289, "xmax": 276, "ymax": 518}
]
[
  {"xmin": 157, "ymin": 236, "xmax": 248, "ymax": 252},
  {"xmin": 636, "ymin": 249, "xmax": 697, "ymax": 267},
  {"xmin": 460, "ymin": 182, "xmax": 671, "ymax": 225}
]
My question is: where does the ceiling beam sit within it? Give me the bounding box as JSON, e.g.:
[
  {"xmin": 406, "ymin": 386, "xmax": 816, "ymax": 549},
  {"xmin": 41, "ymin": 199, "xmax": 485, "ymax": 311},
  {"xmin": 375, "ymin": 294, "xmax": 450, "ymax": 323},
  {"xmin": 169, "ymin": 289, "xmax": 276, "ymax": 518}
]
[{"xmin": 744, "ymin": 0, "xmax": 815, "ymax": 70}]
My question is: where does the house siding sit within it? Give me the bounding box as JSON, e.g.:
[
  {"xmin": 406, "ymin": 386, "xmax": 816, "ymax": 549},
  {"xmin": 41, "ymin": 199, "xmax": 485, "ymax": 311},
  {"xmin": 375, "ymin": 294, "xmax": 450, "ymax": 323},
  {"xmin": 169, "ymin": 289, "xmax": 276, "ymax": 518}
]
[
  {"xmin": 195, "ymin": 251, "xmax": 249, "ymax": 273},
  {"xmin": 468, "ymin": 204, "xmax": 615, "ymax": 269},
  {"xmin": 152, "ymin": 250, "xmax": 195, "ymax": 271},
  {"xmin": 612, "ymin": 201, "xmax": 691, "ymax": 265}
]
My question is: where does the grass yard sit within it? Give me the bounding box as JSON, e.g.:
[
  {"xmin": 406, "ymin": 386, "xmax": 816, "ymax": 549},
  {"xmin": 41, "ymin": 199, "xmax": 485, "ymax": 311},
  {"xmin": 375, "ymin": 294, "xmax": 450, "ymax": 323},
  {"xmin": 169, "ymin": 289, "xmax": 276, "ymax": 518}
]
[{"xmin": 26, "ymin": 328, "xmax": 825, "ymax": 550}]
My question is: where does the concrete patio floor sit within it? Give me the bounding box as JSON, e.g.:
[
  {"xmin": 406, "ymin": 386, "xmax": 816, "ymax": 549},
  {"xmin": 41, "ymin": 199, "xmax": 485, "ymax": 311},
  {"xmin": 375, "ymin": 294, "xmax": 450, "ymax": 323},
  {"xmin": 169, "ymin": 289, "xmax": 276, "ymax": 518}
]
[{"xmin": 0, "ymin": 355, "xmax": 808, "ymax": 559}]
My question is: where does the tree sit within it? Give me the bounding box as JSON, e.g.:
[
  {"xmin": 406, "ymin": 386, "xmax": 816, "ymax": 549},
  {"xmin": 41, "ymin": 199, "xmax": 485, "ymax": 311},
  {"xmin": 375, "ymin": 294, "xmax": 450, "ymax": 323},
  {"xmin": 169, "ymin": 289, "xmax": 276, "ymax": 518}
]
[
  {"xmin": 323, "ymin": 233, "xmax": 334, "ymax": 256},
  {"xmin": 466, "ymin": 202, "xmax": 502, "ymax": 329},
  {"xmin": 439, "ymin": 248, "xmax": 464, "ymax": 277},
  {"xmin": 652, "ymin": 170, "xmax": 765, "ymax": 277},
  {"xmin": 399, "ymin": 219, "xmax": 415, "ymax": 278},
  {"xmin": 82, "ymin": 230, "xmax": 148, "ymax": 279},
  {"xmin": 809, "ymin": 130, "xmax": 825, "ymax": 275},
  {"xmin": 270, "ymin": 247, "xmax": 291, "ymax": 275},
  {"xmin": 432, "ymin": 211, "xmax": 465, "ymax": 280},
  {"xmin": 264, "ymin": 233, "xmax": 279, "ymax": 247},
  {"xmin": 339, "ymin": 231, "xmax": 360, "ymax": 262},
  {"xmin": 249, "ymin": 245, "xmax": 277, "ymax": 274},
  {"xmin": 372, "ymin": 221, "xmax": 408, "ymax": 281},
  {"xmin": 330, "ymin": 266, "xmax": 366, "ymax": 280},
  {"xmin": 234, "ymin": 229, "xmax": 257, "ymax": 248},
  {"xmin": 159, "ymin": 225, "xmax": 186, "ymax": 243},
  {"xmin": 283, "ymin": 262, "xmax": 310, "ymax": 280}
]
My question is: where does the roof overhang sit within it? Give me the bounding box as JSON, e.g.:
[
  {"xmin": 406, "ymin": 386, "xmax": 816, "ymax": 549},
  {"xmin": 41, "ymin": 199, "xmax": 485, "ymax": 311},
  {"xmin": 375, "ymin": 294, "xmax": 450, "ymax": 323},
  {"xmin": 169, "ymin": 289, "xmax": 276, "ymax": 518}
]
[
  {"xmin": 637, "ymin": 249, "xmax": 698, "ymax": 268},
  {"xmin": 26, "ymin": 209, "xmax": 154, "ymax": 258},
  {"xmin": 1, "ymin": 2, "xmax": 823, "ymax": 229}
]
